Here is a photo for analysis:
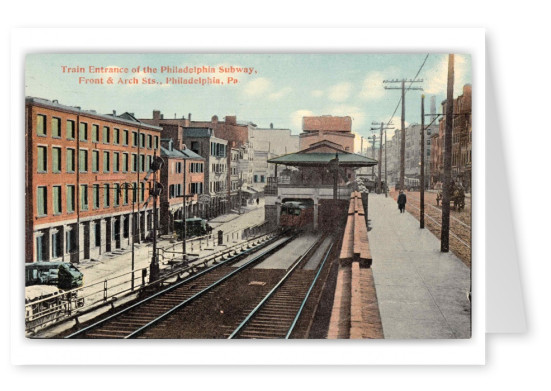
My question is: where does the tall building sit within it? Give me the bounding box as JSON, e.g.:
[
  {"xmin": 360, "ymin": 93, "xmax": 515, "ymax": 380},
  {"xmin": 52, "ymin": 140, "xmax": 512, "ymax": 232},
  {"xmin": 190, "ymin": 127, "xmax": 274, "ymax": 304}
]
[
  {"xmin": 26, "ymin": 97, "xmax": 162, "ymax": 263},
  {"xmin": 430, "ymin": 84, "xmax": 472, "ymax": 190}
]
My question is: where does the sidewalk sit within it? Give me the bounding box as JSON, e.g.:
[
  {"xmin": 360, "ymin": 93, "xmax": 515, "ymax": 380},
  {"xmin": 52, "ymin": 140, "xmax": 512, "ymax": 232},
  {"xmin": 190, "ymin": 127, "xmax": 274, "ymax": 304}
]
[{"xmin": 367, "ymin": 194, "xmax": 471, "ymax": 339}]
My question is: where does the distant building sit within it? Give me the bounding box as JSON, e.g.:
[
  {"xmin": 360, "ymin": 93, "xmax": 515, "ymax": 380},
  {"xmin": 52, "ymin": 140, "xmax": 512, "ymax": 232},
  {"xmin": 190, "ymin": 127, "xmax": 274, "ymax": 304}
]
[
  {"xmin": 249, "ymin": 124, "xmax": 299, "ymax": 191},
  {"xmin": 299, "ymin": 116, "xmax": 355, "ymax": 152},
  {"xmin": 25, "ymin": 97, "xmax": 162, "ymax": 263}
]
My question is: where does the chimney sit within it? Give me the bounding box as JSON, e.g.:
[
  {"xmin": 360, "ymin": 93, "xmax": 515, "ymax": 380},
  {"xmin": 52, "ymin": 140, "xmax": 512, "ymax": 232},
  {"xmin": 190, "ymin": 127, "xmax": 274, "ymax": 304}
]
[
  {"xmin": 270, "ymin": 123, "xmax": 273, "ymax": 129},
  {"xmin": 153, "ymin": 110, "xmax": 161, "ymax": 120},
  {"xmin": 188, "ymin": 113, "xmax": 192, "ymax": 121},
  {"xmin": 225, "ymin": 115, "xmax": 237, "ymax": 125},
  {"xmin": 113, "ymin": 110, "xmax": 117, "ymax": 116},
  {"xmin": 53, "ymin": 99, "xmax": 59, "ymax": 104},
  {"xmin": 182, "ymin": 143, "xmax": 187, "ymax": 150},
  {"xmin": 211, "ymin": 115, "xmax": 218, "ymax": 124},
  {"xmin": 161, "ymin": 114, "xmax": 164, "ymax": 119}
]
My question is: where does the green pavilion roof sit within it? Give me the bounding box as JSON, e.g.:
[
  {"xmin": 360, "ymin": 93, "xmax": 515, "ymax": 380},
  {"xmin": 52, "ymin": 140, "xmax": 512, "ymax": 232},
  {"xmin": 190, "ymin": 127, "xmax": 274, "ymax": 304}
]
[{"xmin": 268, "ymin": 152, "xmax": 378, "ymax": 167}]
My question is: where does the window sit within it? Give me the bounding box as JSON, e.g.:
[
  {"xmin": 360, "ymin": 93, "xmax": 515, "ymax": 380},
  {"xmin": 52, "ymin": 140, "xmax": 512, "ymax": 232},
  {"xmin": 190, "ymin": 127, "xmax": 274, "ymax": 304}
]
[
  {"xmin": 103, "ymin": 151, "xmax": 110, "ymax": 172},
  {"xmin": 37, "ymin": 146, "xmax": 47, "ymax": 172},
  {"xmin": 114, "ymin": 183, "xmax": 120, "ymax": 206},
  {"xmin": 52, "ymin": 147, "xmax": 61, "ymax": 173},
  {"xmin": 92, "ymin": 124, "xmax": 99, "ymax": 142},
  {"xmin": 66, "ymin": 185, "xmax": 75, "ymax": 213},
  {"xmin": 66, "ymin": 230, "xmax": 74, "ymax": 253},
  {"xmin": 36, "ymin": 236, "xmax": 43, "ymax": 261},
  {"xmin": 94, "ymin": 223, "xmax": 101, "ymax": 247},
  {"xmin": 103, "ymin": 126, "xmax": 110, "ymax": 143},
  {"xmin": 93, "ymin": 184, "xmax": 100, "ymax": 209},
  {"xmin": 147, "ymin": 134, "xmax": 152, "ymax": 149},
  {"xmin": 140, "ymin": 133, "xmax": 145, "ymax": 148},
  {"xmin": 123, "ymin": 185, "xmax": 128, "ymax": 205},
  {"xmin": 79, "ymin": 149, "xmax": 88, "ymax": 172},
  {"xmin": 123, "ymin": 130, "xmax": 129, "ymax": 145},
  {"xmin": 92, "ymin": 150, "xmax": 99, "ymax": 172},
  {"xmin": 140, "ymin": 183, "xmax": 144, "ymax": 202},
  {"xmin": 36, "ymin": 114, "xmax": 46, "ymax": 136},
  {"xmin": 146, "ymin": 155, "xmax": 152, "ymax": 172},
  {"xmin": 52, "ymin": 230, "xmax": 62, "ymax": 258},
  {"xmin": 122, "ymin": 153, "xmax": 128, "ymax": 172},
  {"xmin": 154, "ymin": 136, "xmax": 159, "ymax": 149},
  {"xmin": 66, "ymin": 148, "xmax": 75, "ymax": 172},
  {"xmin": 114, "ymin": 128, "xmax": 120, "ymax": 144},
  {"xmin": 53, "ymin": 186, "xmax": 62, "ymax": 214},
  {"xmin": 261, "ymin": 175, "xmax": 265, "ymax": 183},
  {"xmin": 190, "ymin": 182, "xmax": 203, "ymax": 194},
  {"xmin": 113, "ymin": 152, "xmax": 120, "ymax": 172},
  {"xmin": 140, "ymin": 154, "xmax": 145, "ymax": 172},
  {"xmin": 131, "ymin": 154, "xmax": 137, "ymax": 172},
  {"xmin": 37, "ymin": 186, "xmax": 47, "ymax": 216},
  {"xmin": 79, "ymin": 122, "xmax": 88, "ymax": 141},
  {"xmin": 66, "ymin": 120, "xmax": 75, "ymax": 139},
  {"xmin": 52, "ymin": 117, "xmax": 61, "ymax": 138},
  {"xmin": 132, "ymin": 132, "xmax": 138, "ymax": 147},
  {"xmin": 104, "ymin": 184, "xmax": 110, "ymax": 208},
  {"xmin": 80, "ymin": 184, "xmax": 88, "ymax": 211}
]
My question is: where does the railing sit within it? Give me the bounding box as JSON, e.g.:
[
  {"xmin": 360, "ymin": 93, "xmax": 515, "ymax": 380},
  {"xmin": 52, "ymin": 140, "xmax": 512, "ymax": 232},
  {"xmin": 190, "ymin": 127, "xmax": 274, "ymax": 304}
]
[{"xmin": 25, "ymin": 222, "xmax": 273, "ymax": 334}]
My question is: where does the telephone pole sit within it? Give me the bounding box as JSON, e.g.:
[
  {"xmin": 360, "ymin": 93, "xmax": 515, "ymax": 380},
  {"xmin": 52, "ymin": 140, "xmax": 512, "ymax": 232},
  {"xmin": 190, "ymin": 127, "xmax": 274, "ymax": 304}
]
[
  {"xmin": 372, "ymin": 122, "xmax": 394, "ymax": 194},
  {"xmin": 420, "ymin": 95, "xmax": 426, "ymax": 229},
  {"xmin": 384, "ymin": 78, "xmax": 423, "ymax": 190},
  {"xmin": 371, "ymin": 134, "xmax": 376, "ymax": 180},
  {"xmin": 441, "ymin": 54, "xmax": 454, "ymax": 252}
]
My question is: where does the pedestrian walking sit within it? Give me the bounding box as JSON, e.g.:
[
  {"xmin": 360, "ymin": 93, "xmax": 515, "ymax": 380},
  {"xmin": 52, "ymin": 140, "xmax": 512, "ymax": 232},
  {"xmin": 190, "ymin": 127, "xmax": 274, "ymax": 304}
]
[
  {"xmin": 397, "ymin": 190, "xmax": 407, "ymax": 213},
  {"xmin": 256, "ymin": 197, "xmax": 259, "ymax": 206}
]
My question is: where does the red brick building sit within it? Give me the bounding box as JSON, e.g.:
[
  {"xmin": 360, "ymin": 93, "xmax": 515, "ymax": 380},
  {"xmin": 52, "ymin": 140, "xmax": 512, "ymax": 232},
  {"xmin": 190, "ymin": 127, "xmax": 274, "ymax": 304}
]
[
  {"xmin": 25, "ymin": 97, "xmax": 162, "ymax": 263},
  {"xmin": 430, "ymin": 84, "xmax": 472, "ymax": 190},
  {"xmin": 299, "ymin": 116, "xmax": 355, "ymax": 152},
  {"xmin": 159, "ymin": 138, "xmax": 205, "ymax": 235}
]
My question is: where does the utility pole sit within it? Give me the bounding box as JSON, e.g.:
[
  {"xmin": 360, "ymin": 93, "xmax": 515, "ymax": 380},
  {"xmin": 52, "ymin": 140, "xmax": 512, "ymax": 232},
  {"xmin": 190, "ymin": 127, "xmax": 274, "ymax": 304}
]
[
  {"xmin": 441, "ymin": 54, "xmax": 454, "ymax": 252},
  {"xmin": 182, "ymin": 157, "xmax": 187, "ymax": 262},
  {"xmin": 420, "ymin": 95, "xmax": 425, "ymax": 229},
  {"xmin": 372, "ymin": 122, "xmax": 395, "ymax": 194},
  {"xmin": 148, "ymin": 152, "xmax": 163, "ymax": 281},
  {"xmin": 384, "ymin": 78, "xmax": 423, "ymax": 190},
  {"xmin": 371, "ymin": 134, "xmax": 376, "ymax": 180}
]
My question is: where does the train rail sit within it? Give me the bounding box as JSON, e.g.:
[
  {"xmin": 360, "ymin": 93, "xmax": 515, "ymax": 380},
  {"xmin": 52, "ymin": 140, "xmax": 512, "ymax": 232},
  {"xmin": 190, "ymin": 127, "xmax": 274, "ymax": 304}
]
[
  {"xmin": 227, "ymin": 235, "xmax": 334, "ymax": 339},
  {"xmin": 398, "ymin": 192, "xmax": 472, "ymax": 266},
  {"xmin": 65, "ymin": 233, "xmax": 296, "ymax": 338}
]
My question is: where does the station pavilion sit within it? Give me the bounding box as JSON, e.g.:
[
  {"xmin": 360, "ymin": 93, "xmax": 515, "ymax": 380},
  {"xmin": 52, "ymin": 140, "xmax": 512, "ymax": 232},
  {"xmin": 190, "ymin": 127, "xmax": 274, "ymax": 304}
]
[{"xmin": 265, "ymin": 140, "xmax": 377, "ymax": 230}]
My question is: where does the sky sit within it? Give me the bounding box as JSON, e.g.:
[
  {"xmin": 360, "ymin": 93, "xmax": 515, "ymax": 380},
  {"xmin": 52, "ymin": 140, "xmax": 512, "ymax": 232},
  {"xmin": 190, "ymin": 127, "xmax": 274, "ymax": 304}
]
[{"xmin": 25, "ymin": 53, "xmax": 471, "ymax": 152}]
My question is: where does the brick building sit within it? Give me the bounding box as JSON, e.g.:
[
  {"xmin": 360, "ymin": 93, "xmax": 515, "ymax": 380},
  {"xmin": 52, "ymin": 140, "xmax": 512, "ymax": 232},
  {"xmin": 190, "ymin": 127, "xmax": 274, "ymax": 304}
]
[
  {"xmin": 299, "ymin": 116, "xmax": 355, "ymax": 152},
  {"xmin": 430, "ymin": 84, "xmax": 472, "ymax": 190},
  {"xmin": 25, "ymin": 97, "xmax": 162, "ymax": 263},
  {"xmin": 159, "ymin": 139, "xmax": 205, "ymax": 235}
]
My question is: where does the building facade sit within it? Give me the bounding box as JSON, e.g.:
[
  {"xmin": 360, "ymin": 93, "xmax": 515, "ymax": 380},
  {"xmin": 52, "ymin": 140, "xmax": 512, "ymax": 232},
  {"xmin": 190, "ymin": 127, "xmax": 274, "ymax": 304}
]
[
  {"xmin": 299, "ymin": 116, "xmax": 355, "ymax": 152},
  {"xmin": 25, "ymin": 97, "xmax": 162, "ymax": 263},
  {"xmin": 430, "ymin": 84, "xmax": 472, "ymax": 190},
  {"xmin": 159, "ymin": 139, "xmax": 205, "ymax": 236}
]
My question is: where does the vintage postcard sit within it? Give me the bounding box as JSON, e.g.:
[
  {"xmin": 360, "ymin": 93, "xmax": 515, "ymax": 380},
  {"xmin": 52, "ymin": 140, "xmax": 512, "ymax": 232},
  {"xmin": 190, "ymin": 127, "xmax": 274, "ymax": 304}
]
[{"xmin": 24, "ymin": 53, "xmax": 472, "ymax": 340}]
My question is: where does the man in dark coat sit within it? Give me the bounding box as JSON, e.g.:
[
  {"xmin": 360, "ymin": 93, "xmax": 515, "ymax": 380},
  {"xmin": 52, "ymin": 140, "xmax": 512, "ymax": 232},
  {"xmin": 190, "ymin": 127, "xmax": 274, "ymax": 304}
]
[{"xmin": 397, "ymin": 190, "xmax": 407, "ymax": 213}]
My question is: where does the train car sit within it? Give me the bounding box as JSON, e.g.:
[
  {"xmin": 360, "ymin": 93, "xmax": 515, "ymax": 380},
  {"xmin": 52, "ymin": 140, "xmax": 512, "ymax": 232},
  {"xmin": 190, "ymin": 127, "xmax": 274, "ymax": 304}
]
[
  {"xmin": 174, "ymin": 218, "xmax": 213, "ymax": 239},
  {"xmin": 279, "ymin": 201, "xmax": 314, "ymax": 231}
]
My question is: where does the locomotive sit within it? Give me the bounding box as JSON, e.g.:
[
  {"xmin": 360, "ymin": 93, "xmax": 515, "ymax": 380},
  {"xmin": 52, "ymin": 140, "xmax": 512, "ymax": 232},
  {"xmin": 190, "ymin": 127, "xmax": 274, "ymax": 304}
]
[{"xmin": 279, "ymin": 201, "xmax": 314, "ymax": 230}]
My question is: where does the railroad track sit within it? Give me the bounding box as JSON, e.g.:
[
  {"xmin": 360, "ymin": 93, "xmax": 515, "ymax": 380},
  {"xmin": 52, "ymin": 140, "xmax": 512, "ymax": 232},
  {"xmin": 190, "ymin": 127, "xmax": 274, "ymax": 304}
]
[
  {"xmin": 227, "ymin": 236, "xmax": 334, "ymax": 339},
  {"xmin": 65, "ymin": 234, "xmax": 296, "ymax": 339}
]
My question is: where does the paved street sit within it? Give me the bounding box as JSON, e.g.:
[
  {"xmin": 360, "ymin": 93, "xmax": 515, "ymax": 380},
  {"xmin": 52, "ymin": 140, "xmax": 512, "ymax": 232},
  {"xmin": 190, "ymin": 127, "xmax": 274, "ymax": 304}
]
[
  {"xmin": 76, "ymin": 200, "xmax": 266, "ymax": 289},
  {"xmin": 367, "ymin": 193, "xmax": 471, "ymax": 339}
]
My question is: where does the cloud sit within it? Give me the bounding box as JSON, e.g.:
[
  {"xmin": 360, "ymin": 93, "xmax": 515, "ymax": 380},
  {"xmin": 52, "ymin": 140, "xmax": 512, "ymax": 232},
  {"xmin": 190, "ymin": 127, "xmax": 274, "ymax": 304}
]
[
  {"xmin": 328, "ymin": 82, "xmax": 353, "ymax": 102},
  {"xmin": 424, "ymin": 54, "xmax": 470, "ymax": 97},
  {"xmin": 290, "ymin": 109, "xmax": 315, "ymax": 131},
  {"xmin": 268, "ymin": 87, "xmax": 292, "ymax": 101},
  {"xmin": 311, "ymin": 89, "xmax": 323, "ymax": 97},
  {"xmin": 358, "ymin": 71, "xmax": 386, "ymax": 100},
  {"xmin": 243, "ymin": 77, "xmax": 272, "ymax": 96}
]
